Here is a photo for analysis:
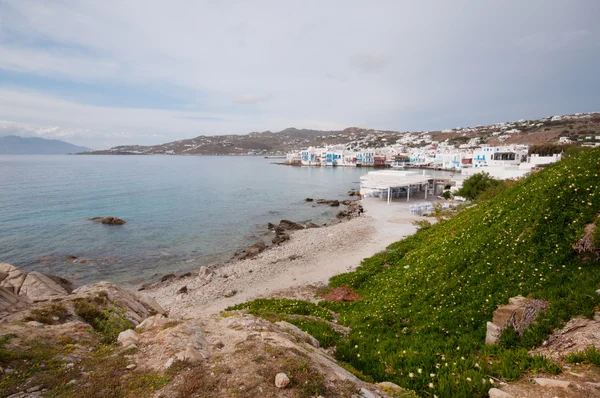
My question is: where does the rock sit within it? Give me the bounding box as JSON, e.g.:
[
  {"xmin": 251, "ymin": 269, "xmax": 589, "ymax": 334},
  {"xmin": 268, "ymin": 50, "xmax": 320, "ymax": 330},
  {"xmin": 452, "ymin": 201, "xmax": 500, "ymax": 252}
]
[
  {"xmin": 117, "ymin": 329, "xmax": 139, "ymax": 346},
  {"xmin": 348, "ymin": 190, "xmax": 361, "ymax": 197},
  {"xmin": 0, "ymin": 263, "xmax": 27, "ymax": 294},
  {"xmin": 176, "ymin": 285, "xmax": 188, "ymax": 294},
  {"xmin": 278, "ymin": 220, "xmax": 305, "ymax": 231},
  {"xmin": 0, "ymin": 287, "xmax": 31, "ymax": 313},
  {"xmin": 73, "ymin": 281, "xmax": 164, "ymax": 324},
  {"xmin": 272, "ymin": 233, "xmax": 290, "ymax": 245},
  {"xmin": 136, "ymin": 314, "xmax": 171, "ymax": 332},
  {"xmin": 486, "ymin": 296, "xmax": 548, "ymax": 345},
  {"xmin": 276, "ymin": 321, "xmax": 320, "ymax": 348},
  {"xmin": 305, "ymin": 198, "xmax": 313, "ymax": 202},
  {"xmin": 167, "ymin": 322, "xmax": 210, "ymax": 362},
  {"xmin": 359, "ymin": 388, "xmax": 379, "ymax": 398},
  {"xmin": 90, "ymin": 216, "xmax": 126, "ymax": 225},
  {"xmin": 26, "ymin": 386, "xmax": 42, "ymax": 393},
  {"xmin": 4, "ymin": 368, "xmax": 14, "ymax": 374},
  {"xmin": 19, "ymin": 272, "xmax": 73, "ymax": 299},
  {"xmin": 26, "ymin": 321, "xmax": 45, "ymax": 328},
  {"xmin": 488, "ymin": 388, "xmax": 515, "ymax": 398},
  {"xmin": 65, "ymin": 255, "xmax": 78, "ymax": 261},
  {"xmin": 305, "ymin": 223, "xmax": 320, "ymax": 229},
  {"xmin": 160, "ymin": 274, "xmax": 177, "ymax": 283},
  {"xmin": 328, "ymin": 200, "xmax": 340, "ymax": 207},
  {"xmin": 179, "ymin": 272, "xmax": 192, "ymax": 279},
  {"xmin": 125, "ymin": 364, "xmax": 137, "ymax": 370},
  {"xmin": 377, "ymin": 382, "xmax": 402, "ymax": 393},
  {"xmin": 533, "ymin": 378, "xmax": 572, "ymax": 388},
  {"xmin": 197, "ymin": 266, "xmax": 215, "ymax": 285},
  {"xmin": 275, "ymin": 372, "xmax": 290, "ymax": 388},
  {"xmin": 165, "ymin": 357, "xmax": 175, "ymax": 369}
]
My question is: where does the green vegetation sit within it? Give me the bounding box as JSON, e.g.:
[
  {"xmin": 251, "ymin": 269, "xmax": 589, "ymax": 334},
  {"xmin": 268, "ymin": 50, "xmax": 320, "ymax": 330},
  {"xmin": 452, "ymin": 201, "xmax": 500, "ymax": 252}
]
[
  {"xmin": 73, "ymin": 296, "xmax": 134, "ymax": 343},
  {"xmin": 23, "ymin": 303, "xmax": 69, "ymax": 325},
  {"xmin": 455, "ymin": 172, "xmax": 505, "ymax": 201},
  {"xmin": 528, "ymin": 143, "xmax": 565, "ymax": 156},
  {"xmin": 230, "ymin": 147, "xmax": 600, "ymax": 397},
  {"xmin": 565, "ymin": 346, "xmax": 600, "ymax": 366}
]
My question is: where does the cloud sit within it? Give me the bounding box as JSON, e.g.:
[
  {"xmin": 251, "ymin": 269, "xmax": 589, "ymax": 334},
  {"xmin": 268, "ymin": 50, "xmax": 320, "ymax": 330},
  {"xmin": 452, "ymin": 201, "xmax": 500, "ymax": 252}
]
[
  {"xmin": 233, "ymin": 94, "xmax": 271, "ymax": 105},
  {"xmin": 0, "ymin": 0, "xmax": 598, "ymax": 148},
  {"xmin": 349, "ymin": 52, "xmax": 390, "ymax": 73}
]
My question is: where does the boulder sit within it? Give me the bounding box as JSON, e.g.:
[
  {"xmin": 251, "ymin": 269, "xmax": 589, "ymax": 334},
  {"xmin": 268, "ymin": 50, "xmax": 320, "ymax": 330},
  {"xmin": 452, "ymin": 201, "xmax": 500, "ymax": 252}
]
[
  {"xmin": 160, "ymin": 274, "xmax": 177, "ymax": 283},
  {"xmin": 153, "ymin": 322, "xmax": 210, "ymax": 363},
  {"xmin": 305, "ymin": 198, "xmax": 314, "ymax": 202},
  {"xmin": 117, "ymin": 329, "xmax": 139, "ymax": 346},
  {"xmin": 19, "ymin": 272, "xmax": 73, "ymax": 299},
  {"xmin": 73, "ymin": 281, "xmax": 165, "ymax": 324},
  {"xmin": 0, "ymin": 263, "xmax": 27, "ymax": 295},
  {"xmin": 486, "ymin": 295, "xmax": 548, "ymax": 345},
  {"xmin": 90, "ymin": 216, "xmax": 126, "ymax": 225},
  {"xmin": 197, "ymin": 266, "xmax": 215, "ymax": 284},
  {"xmin": 488, "ymin": 388, "xmax": 515, "ymax": 398},
  {"xmin": 136, "ymin": 314, "xmax": 172, "ymax": 332},
  {"xmin": 275, "ymin": 372, "xmax": 290, "ymax": 388},
  {"xmin": 305, "ymin": 223, "xmax": 320, "ymax": 229},
  {"xmin": 533, "ymin": 378, "xmax": 571, "ymax": 388},
  {"xmin": 278, "ymin": 220, "xmax": 305, "ymax": 231},
  {"xmin": 0, "ymin": 287, "xmax": 31, "ymax": 314},
  {"xmin": 272, "ymin": 233, "xmax": 290, "ymax": 245}
]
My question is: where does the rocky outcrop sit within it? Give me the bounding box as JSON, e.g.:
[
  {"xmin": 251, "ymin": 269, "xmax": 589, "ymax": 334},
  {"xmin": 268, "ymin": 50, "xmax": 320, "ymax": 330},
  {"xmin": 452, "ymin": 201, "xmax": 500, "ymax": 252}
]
[
  {"xmin": 232, "ymin": 240, "xmax": 268, "ymax": 260},
  {"xmin": 278, "ymin": 220, "xmax": 305, "ymax": 231},
  {"xmin": 573, "ymin": 220, "xmax": 599, "ymax": 258},
  {"xmin": 0, "ymin": 287, "xmax": 31, "ymax": 314},
  {"xmin": 72, "ymin": 281, "xmax": 164, "ymax": 324},
  {"xmin": 0, "ymin": 263, "xmax": 72, "ymax": 299},
  {"xmin": 90, "ymin": 216, "xmax": 126, "ymax": 225},
  {"xmin": 486, "ymin": 295, "xmax": 548, "ymax": 345}
]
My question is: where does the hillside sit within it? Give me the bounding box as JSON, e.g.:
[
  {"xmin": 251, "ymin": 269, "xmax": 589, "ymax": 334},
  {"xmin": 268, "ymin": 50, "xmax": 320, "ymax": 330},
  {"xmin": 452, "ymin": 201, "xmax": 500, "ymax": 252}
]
[
  {"xmin": 0, "ymin": 136, "xmax": 91, "ymax": 154},
  {"xmin": 80, "ymin": 112, "xmax": 600, "ymax": 156},
  {"xmin": 230, "ymin": 147, "xmax": 600, "ymax": 396}
]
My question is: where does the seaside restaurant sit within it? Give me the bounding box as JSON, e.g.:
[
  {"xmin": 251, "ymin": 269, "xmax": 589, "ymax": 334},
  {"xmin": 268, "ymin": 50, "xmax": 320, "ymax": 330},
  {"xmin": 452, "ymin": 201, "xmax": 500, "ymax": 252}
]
[{"xmin": 359, "ymin": 170, "xmax": 447, "ymax": 205}]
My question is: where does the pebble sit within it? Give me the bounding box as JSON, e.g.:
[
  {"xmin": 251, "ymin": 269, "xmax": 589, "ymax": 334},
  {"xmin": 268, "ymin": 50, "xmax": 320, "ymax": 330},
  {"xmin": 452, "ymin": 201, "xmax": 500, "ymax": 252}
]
[
  {"xmin": 126, "ymin": 364, "xmax": 137, "ymax": 370},
  {"xmin": 26, "ymin": 386, "xmax": 42, "ymax": 393}
]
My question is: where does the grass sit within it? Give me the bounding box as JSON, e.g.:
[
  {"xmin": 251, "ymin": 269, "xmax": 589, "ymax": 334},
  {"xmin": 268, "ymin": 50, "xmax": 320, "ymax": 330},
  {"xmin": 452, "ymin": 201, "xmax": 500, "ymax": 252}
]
[
  {"xmin": 73, "ymin": 296, "xmax": 134, "ymax": 343},
  {"xmin": 565, "ymin": 346, "xmax": 600, "ymax": 366},
  {"xmin": 227, "ymin": 147, "xmax": 600, "ymax": 397},
  {"xmin": 23, "ymin": 303, "xmax": 70, "ymax": 325}
]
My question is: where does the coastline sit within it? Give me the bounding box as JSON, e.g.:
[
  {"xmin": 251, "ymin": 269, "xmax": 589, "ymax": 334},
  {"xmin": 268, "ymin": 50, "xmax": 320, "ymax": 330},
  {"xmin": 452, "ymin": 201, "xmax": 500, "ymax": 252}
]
[{"xmin": 142, "ymin": 197, "xmax": 431, "ymax": 318}]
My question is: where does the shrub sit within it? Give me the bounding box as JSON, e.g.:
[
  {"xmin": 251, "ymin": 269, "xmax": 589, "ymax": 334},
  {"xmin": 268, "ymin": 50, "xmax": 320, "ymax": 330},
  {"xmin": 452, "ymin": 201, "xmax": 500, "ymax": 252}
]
[
  {"xmin": 455, "ymin": 172, "xmax": 504, "ymax": 201},
  {"xmin": 73, "ymin": 299, "xmax": 133, "ymax": 343},
  {"xmin": 23, "ymin": 303, "xmax": 69, "ymax": 325}
]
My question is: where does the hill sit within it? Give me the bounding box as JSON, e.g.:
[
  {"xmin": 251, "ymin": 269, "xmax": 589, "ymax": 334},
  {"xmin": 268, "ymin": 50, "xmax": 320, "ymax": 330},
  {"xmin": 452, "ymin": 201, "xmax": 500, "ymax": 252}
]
[
  {"xmin": 229, "ymin": 147, "xmax": 600, "ymax": 396},
  {"xmin": 80, "ymin": 112, "xmax": 600, "ymax": 156},
  {"xmin": 0, "ymin": 135, "xmax": 91, "ymax": 154}
]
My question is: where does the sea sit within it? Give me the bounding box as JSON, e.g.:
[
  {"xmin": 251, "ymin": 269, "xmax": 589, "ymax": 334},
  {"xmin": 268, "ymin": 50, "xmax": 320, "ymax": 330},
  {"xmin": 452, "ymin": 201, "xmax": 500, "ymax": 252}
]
[{"xmin": 0, "ymin": 155, "xmax": 373, "ymax": 286}]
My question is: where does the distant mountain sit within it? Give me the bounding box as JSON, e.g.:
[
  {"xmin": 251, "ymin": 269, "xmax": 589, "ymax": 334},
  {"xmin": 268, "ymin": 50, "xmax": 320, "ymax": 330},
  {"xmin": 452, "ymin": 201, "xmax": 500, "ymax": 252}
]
[{"xmin": 0, "ymin": 135, "xmax": 91, "ymax": 154}]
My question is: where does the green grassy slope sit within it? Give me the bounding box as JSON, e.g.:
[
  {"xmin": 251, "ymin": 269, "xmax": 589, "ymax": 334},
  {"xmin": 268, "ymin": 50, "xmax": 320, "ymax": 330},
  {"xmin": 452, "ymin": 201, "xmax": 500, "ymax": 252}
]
[{"xmin": 230, "ymin": 147, "xmax": 600, "ymax": 397}]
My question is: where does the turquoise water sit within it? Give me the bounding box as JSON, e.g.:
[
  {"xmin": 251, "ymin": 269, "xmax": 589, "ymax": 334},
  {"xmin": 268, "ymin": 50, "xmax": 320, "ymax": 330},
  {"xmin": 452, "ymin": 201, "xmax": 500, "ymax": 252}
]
[{"xmin": 0, "ymin": 155, "xmax": 369, "ymax": 286}]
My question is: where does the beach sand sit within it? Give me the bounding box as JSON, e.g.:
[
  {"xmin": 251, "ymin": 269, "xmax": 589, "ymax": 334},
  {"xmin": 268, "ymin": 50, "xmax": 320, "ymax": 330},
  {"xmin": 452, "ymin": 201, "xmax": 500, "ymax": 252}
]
[{"xmin": 143, "ymin": 197, "xmax": 436, "ymax": 318}]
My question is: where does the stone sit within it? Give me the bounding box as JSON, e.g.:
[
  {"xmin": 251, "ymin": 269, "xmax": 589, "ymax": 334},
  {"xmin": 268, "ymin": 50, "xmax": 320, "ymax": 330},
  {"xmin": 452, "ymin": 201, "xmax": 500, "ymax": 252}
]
[
  {"xmin": 488, "ymin": 388, "xmax": 515, "ymax": 398},
  {"xmin": 276, "ymin": 321, "xmax": 320, "ymax": 348},
  {"xmin": 278, "ymin": 220, "xmax": 305, "ymax": 231},
  {"xmin": 176, "ymin": 285, "xmax": 188, "ymax": 294},
  {"xmin": 90, "ymin": 216, "xmax": 126, "ymax": 225},
  {"xmin": 533, "ymin": 378, "xmax": 572, "ymax": 388},
  {"xmin": 377, "ymin": 382, "xmax": 402, "ymax": 393},
  {"xmin": 160, "ymin": 322, "xmax": 210, "ymax": 363},
  {"xmin": 125, "ymin": 364, "xmax": 137, "ymax": 370},
  {"xmin": 26, "ymin": 321, "xmax": 45, "ymax": 328},
  {"xmin": 198, "ymin": 266, "xmax": 215, "ymax": 284},
  {"xmin": 0, "ymin": 263, "xmax": 27, "ymax": 294},
  {"xmin": 272, "ymin": 233, "xmax": 290, "ymax": 245},
  {"xmin": 136, "ymin": 314, "xmax": 170, "ymax": 332},
  {"xmin": 275, "ymin": 372, "xmax": 290, "ymax": 388},
  {"xmin": 160, "ymin": 274, "xmax": 176, "ymax": 283},
  {"xmin": 72, "ymin": 281, "xmax": 164, "ymax": 324},
  {"xmin": 26, "ymin": 386, "xmax": 42, "ymax": 393},
  {"xmin": 305, "ymin": 198, "xmax": 313, "ymax": 202},
  {"xmin": 117, "ymin": 329, "xmax": 139, "ymax": 346},
  {"xmin": 485, "ymin": 322, "xmax": 502, "ymax": 345},
  {"xmin": 165, "ymin": 357, "xmax": 175, "ymax": 369},
  {"xmin": 305, "ymin": 222, "xmax": 320, "ymax": 229},
  {"xmin": 359, "ymin": 388, "xmax": 379, "ymax": 398},
  {"xmin": 19, "ymin": 272, "xmax": 73, "ymax": 299}
]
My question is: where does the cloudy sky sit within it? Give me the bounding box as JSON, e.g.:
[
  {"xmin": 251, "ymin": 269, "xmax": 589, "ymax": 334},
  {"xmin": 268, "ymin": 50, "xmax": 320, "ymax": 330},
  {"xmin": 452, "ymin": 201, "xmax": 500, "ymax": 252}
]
[{"xmin": 0, "ymin": 1, "xmax": 598, "ymax": 149}]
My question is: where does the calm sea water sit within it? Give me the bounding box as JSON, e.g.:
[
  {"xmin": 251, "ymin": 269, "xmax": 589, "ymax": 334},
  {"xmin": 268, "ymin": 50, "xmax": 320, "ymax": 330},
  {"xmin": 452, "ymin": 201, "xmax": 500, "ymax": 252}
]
[{"xmin": 0, "ymin": 155, "xmax": 371, "ymax": 286}]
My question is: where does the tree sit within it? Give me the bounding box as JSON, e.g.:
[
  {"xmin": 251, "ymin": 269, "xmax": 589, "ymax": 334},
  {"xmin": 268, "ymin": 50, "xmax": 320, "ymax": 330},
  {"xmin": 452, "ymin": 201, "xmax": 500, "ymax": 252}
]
[{"xmin": 455, "ymin": 172, "xmax": 503, "ymax": 200}]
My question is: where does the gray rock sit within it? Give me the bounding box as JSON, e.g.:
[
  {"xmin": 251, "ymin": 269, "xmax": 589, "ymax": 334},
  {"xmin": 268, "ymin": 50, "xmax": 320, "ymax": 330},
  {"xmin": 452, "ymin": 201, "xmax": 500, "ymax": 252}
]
[
  {"xmin": 117, "ymin": 329, "xmax": 139, "ymax": 346},
  {"xmin": 275, "ymin": 372, "xmax": 290, "ymax": 388},
  {"xmin": 488, "ymin": 388, "xmax": 515, "ymax": 398},
  {"xmin": 126, "ymin": 364, "xmax": 137, "ymax": 370},
  {"xmin": 26, "ymin": 386, "xmax": 42, "ymax": 393},
  {"xmin": 533, "ymin": 378, "xmax": 572, "ymax": 388},
  {"xmin": 359, "ymin": 388, "xmax": 379, "ymax": 398}
]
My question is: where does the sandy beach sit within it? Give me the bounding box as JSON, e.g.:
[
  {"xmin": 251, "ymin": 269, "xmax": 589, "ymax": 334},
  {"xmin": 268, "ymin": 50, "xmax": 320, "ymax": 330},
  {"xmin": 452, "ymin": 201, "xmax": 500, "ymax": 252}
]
[{"xmin": 143, "ymin": 197, "xmax": 436, "ymax": 317}]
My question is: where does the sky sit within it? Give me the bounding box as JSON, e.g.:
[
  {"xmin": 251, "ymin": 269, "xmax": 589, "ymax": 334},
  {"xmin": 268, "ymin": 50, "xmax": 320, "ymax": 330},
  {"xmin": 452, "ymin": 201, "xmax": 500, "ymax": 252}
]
[{"xmin": 0, "ymin": 1, "xmax": 599, "ymax": 149}]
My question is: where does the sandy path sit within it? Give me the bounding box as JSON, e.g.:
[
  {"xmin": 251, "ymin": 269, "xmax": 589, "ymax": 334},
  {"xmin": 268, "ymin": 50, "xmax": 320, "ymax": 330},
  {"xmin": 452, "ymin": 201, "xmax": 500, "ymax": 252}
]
[{"xmin": 143, "ymin": 198, "xmax": 429, "ymax": 318}]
